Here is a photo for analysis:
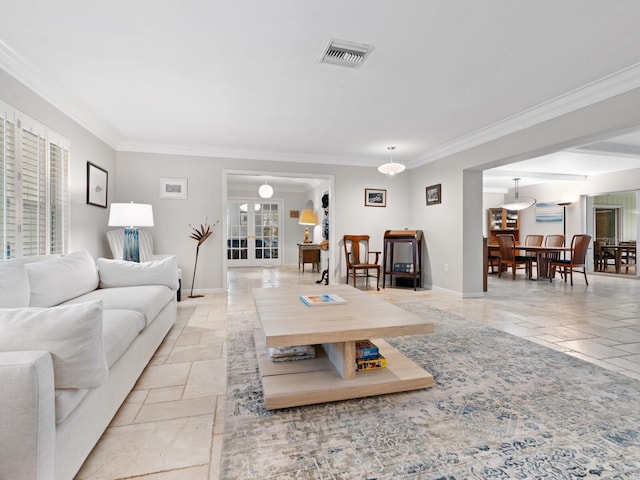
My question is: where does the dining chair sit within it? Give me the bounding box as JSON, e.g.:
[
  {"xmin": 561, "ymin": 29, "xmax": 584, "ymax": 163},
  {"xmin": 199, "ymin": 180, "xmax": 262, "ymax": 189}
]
[
  {"xmin": 544, "ymin": 234, "xmax": 564, "ymax": 247},
  {"xmin": 497, "ymin": 234, "xmax": 532, "ymax": 280},
  {"xmin": 593, "ymin": 239, "xmax": 615, "ymax": 272},
  {"xmin": 620, "ymin": 240, "xmax": 637, "ymax": 273},
  {"xmin": 343, "ymin": 235, "xmax": 381, "ymax": 290},
  {"xmin": 549, "ymin": 234, "xmax": 592, "ymax": 286},
  {"xmin": 523, "ymin": 234, "xmax": 543, "ymax": 277}
]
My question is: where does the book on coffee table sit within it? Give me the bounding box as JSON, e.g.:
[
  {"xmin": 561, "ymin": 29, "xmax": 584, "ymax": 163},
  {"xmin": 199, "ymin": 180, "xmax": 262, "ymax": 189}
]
[{"xmin": 300, "ymin": 294, "xmax": 346, "ymax": 307}]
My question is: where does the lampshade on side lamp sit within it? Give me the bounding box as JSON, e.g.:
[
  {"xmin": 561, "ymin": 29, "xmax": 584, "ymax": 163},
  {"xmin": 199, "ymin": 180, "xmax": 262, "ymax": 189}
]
[
  {"xmin": 108, "ymin": 202, "xmax": 154, "ymax": 262},
  {"xmin": 298, "ymin": 209, "xmax": 318, "ymax": 243}
]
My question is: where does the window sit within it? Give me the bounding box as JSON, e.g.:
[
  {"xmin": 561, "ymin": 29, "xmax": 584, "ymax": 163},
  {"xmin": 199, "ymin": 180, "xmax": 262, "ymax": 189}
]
[{"xmin": 1, "ymin": 102, "xmax": 69, "ymax": 258}]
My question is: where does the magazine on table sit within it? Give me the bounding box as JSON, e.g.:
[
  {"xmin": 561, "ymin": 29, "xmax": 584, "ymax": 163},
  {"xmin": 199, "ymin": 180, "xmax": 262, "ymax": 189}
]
[{"xmin": 300, "ymin": 294, "xmax": 347, "ymax": 307}]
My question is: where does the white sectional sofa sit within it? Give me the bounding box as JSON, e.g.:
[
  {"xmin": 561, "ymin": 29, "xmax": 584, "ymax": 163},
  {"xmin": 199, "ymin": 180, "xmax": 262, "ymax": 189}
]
[{"xmin": 0, "ymin": 251, "xmax": 179, "ymax": 480}]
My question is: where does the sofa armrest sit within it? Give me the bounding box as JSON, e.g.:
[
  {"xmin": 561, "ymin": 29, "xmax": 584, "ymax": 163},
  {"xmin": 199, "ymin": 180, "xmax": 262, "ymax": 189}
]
[{"xmin": 0, "ymin": 351, "xmax": 56, "ymax": 480}]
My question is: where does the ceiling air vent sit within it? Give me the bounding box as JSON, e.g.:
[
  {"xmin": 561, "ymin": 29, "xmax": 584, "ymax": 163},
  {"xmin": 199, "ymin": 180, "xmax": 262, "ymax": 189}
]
[{"xmin": 321, "ymin": 39, "xmax": 373, "ymax": 68}]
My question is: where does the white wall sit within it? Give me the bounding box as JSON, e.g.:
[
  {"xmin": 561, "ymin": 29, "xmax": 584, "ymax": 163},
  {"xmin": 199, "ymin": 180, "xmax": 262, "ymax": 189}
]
[
  {"xmin": 0, "ymin": 69, "xmax": 116, "ymax": 259},
  {"xmin": 411, "ymin": 86, "xmax": 640, "ymax": 295},
  {"xmin": 6, "ymin": 67, "xmax": 640, "ymax": 295},
  {"xmin": 115, "ymin": 151, "xmax": 411, "ymax": 292}
]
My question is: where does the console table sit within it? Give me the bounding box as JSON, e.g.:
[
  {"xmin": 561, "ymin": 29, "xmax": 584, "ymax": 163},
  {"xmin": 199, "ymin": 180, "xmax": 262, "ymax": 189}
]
[
  {"xmin": 253, "ymin": 285, "xmax": 434, "ymax": 410},
  {"xmin": 297, "ymin": 243, "xmax": 321, "ymax": 272}
]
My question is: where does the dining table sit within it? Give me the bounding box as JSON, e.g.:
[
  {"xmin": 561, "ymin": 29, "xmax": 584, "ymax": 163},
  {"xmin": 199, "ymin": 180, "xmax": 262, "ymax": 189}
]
[
  {"xmin": 599, "ymin": 244, "xmax": 636, "ymax": 274},
  {"xmin": 487, "ymin": 244, "xmax": 572, "ymax": 280}
]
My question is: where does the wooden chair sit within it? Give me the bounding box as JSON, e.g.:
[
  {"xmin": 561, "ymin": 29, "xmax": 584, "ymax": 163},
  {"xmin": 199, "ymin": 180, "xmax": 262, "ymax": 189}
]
[
  {"xmin": 545, "ymin": 234, "xmax": 564, "ymax": 247},
  {"xmin": 593, "ymin": 239, "xmax": 615, "ymax": 272},
  {"xmin": 620, "ymin": 240, "xmax": 636, "ymax": 273},
  {"xmin": 523, "ymin": 234, "xmax": 543, "ymax": 275},
  {"xmin": 343, "ymin": 235, "xmax": 381, "ymax": 290},
  {"xmin": 549, "ymin": 234, "xmax": 592, "ymax": 286},
  {"xmin": 497, "ymin": 234, "xmax": 532, "ymax": 280}
]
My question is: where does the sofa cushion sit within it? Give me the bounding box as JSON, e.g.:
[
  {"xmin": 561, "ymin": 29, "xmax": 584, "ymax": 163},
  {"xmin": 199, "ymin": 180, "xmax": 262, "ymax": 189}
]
[
  {"xmin": 102, "ymin": 309, "xmax": 146, "ymax": 368},
  {"xmin": 55, "ymin": 388, "xmax": 89, "ymax": 425},
  {"xmin": 97, "ymin": 256, "xmax": 179, "ymax": 290},
  {"xmin": 0, "ymin": 301, "xmax": 108, "ymax": 389},
  {"xmin": 54, "ymin": 310, "xmax": 145, "ymax": 425},
  {"xmin": 0, "ymin": 261, "xmax": 30, "ymax": 308},
  {"xmin": 25, "ymin": 250, "xmax": 99, "ymax": 307},
  {"xmin": 64, "ymin": 285, "xmax": 173, "ymax": 327}
]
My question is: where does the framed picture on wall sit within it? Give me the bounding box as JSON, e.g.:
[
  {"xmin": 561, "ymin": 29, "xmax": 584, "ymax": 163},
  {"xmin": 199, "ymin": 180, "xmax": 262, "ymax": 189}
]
[
  {"xmin": 426, "ymin": 183, "xmax": 441, "ymax": 206},
  {"xmin": 364, "ymin": 188, "xmax": 387, "ymax": 207},
  {"xmin": 159, "ymin": 177, "xmax": 188, "ymax": 199},
  {"xmin": 86, "ymin": 162, "xmax": 108, "ymax": 208}
]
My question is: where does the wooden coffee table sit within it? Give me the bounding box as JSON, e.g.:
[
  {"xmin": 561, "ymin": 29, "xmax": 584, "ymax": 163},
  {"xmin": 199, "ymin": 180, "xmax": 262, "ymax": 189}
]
[{"xmin": 253, "ymin": 285, "xmax": 434, "ymax": 410}]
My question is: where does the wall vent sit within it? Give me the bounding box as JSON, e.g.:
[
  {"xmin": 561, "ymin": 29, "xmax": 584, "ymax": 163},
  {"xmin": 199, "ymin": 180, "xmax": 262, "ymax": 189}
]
[{"xmin": 320, "ymin": 39, "xmax": 373, "ymax": 68}]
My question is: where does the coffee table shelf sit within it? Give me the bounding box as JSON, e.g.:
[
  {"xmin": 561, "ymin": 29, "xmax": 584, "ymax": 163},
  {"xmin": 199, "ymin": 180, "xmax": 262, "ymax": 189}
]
[{"xmin": 253, "ymin": 285, "xmax": 434, "ymax": 410}]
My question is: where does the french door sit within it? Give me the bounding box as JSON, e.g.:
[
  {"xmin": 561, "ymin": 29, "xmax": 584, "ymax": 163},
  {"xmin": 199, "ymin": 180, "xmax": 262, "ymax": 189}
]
[{"xmin": 226, "ymin": 199, "xmax": 282, "ymax": 267}]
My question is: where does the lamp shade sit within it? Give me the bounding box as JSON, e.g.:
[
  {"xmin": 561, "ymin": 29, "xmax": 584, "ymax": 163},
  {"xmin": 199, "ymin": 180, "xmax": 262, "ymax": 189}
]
[
  {"xmin": 378, "ymin": 146, "xmax": 406, "ymax": 176},
  {"xmin": 108, "ymin": 203, "xmax": 154, "ymax": 227},
  {"xmin": 500, "ymin": 178, "xmax": 536, "ymax": 211},
  {"xmin": 298, "ymin": 209, "xmax": 318, "ymax": 225}
]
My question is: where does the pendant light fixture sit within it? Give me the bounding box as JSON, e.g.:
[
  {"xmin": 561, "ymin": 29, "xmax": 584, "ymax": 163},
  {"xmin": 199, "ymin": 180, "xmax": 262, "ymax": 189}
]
[
  {"xmin": 500, "ymin": 178, "xmax": 536, "ymax": 210},
  {"xmin": 378, "ymin": 146, "xmax": 406, "ymax": 176},
  {"xmin": 258, "ymin": 181, "xmax": 273, "ymax": 199}
]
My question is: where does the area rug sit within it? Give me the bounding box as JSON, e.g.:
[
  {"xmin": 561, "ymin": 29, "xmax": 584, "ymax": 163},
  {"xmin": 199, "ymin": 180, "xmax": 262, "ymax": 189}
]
[{"xmin": 221, "ymin": 303, "xmax": 640, "ymax": 479}]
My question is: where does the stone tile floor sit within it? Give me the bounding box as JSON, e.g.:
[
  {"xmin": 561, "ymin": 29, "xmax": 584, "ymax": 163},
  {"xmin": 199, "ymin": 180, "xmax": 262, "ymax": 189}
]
[{"xmin": 75, "ymin": 267, "xmax": 640, "ymax": 479}]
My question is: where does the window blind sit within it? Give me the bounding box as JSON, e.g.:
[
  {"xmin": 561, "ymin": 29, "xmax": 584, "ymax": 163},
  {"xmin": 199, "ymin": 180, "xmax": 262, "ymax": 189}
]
[{"xmin": 0, "ymin": 103, "xmax": 70, "ymax": 259}]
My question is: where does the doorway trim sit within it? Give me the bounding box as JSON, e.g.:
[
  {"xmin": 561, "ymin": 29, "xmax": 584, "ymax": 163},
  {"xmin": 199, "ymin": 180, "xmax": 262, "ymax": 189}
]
[{"xmin": 222, "ymin": 169, "xmax": 336, "ymax": 289}]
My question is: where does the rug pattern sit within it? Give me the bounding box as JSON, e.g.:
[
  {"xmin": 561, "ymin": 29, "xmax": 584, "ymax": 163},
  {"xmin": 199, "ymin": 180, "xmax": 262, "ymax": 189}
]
[{"xmin": 221, "ymin": 303, "xmax": 640, "ymax": 479}]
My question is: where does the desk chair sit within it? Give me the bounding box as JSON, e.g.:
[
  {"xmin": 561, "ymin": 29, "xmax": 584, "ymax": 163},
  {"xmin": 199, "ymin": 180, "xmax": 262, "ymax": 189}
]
[
  {"xmin": 549, "ymin": 234, "xmax": 591, "ymax": 286},
  {"xmin": 343, "ymin": 235, "xmax": 380, "ymax": 290},
  {"xmin": 497, "ymin": 234, "xmax": 532, "ymax": 280}
]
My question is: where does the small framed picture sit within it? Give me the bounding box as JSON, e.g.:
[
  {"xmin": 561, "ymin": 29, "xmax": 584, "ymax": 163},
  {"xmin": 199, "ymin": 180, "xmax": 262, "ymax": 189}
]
[
  {"xmin": 289, "ymin": 210, "xmax": 300, "ymax": 219},
  {"xmin": 426, "ymin": 184, "xmax": 441, "ymax": 206},
  {"xmin": 86, "ymin": 162, "xmax": 108, "ymax": 208},
  {"xmin": 364, "ymin": 188, "xmax": 387, "ymax": 207},
  {"xmin": 159, "ymin": 178, "xmax": 188, "ymax": 199}
]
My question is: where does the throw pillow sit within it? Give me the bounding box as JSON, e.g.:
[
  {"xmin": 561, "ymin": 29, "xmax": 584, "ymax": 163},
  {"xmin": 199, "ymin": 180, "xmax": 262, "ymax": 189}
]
[
  {"xmin": 0, "ymin": 300, "xmax": 108, "ymax": 389},
  {"xmin": 25, "ymin": 250, "xmax": 99, "ymax": 307},
  {"xmin": 97, "ymin": 256, "xmax": 179, "ymax": 290},
  {"xmin": 0, "ymin": 261, "xmax": 30, "ymax": 308}
]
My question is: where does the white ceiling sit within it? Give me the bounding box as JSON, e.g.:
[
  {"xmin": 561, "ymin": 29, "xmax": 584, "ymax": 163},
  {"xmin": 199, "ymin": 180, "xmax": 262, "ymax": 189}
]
[{"xmin": 2, "ymin": 0, "xmax": 640, "ymax": 186}]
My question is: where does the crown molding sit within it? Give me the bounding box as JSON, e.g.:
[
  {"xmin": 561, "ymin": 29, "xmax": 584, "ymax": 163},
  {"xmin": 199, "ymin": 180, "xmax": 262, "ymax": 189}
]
[
  {"xmin": 572, "ymin": 142, "xmax": 640, "ymax": 158},
  {"xmin": 4, "ymin": 34, "xmax": 640, "ymax": 166},
  {"xmin": 116, "ymin": 140, "xmax": 377, "ymax": 167},
  {"xmin": 0, "ymin": 40, "xmax": 122, "ymax": 148},
  {"xmin": 409, "ymin": 62, "xmax": 640, "ymax": 169}
]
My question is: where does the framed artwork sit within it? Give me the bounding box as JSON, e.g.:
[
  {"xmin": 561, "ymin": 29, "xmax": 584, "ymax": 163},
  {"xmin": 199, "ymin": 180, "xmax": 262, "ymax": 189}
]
[
  {"xmin": 159, "ymin": 177, "xmax": 188, "ymax": 199},
  {"xmin": 289, "ymin": 210, "xmax": 300, "ymax": 219},
  {"xmin": 426, "ymin": 183, "xmax": 441, "ymax": 206},
  {"xmin": 364, "ymin": 188, "xmax": 387, "ymax": 207},
  {"xmin": 86, "ymin": 162, "xmax": 108, "ymax": 208},
  {"xmin": 535, "ymin": 201, "xmax": 563, "ymax": 222}
]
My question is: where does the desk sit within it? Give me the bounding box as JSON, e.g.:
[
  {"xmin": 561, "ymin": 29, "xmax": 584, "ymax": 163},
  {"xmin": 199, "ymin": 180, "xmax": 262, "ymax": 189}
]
[
  {"xmin": 600, "ymin": 244, "xmax": 637, "ymax": 274},
  {"xmin": 488, "ymin": 244, "xmax": 571, "ymax": 280},
  {"xmin": 297, "ymin": 243, "xmax": 321, "ymax": 272}
]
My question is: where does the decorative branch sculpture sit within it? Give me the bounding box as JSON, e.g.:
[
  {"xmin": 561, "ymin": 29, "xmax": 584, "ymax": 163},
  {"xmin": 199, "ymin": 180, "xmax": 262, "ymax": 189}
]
[{"xmin": 188, "ymin": 218, "xmax": 219, "ymax": 298}]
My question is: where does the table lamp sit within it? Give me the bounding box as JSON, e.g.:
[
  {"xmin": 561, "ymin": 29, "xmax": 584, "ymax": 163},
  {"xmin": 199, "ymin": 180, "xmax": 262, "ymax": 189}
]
[
  {"xmin": 108, "ymin": 202, "xmax": 154, "ymax": 262},
  {"xmin": 298, "ymin": 209, "xmax": 318, "ymax": 243}
]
